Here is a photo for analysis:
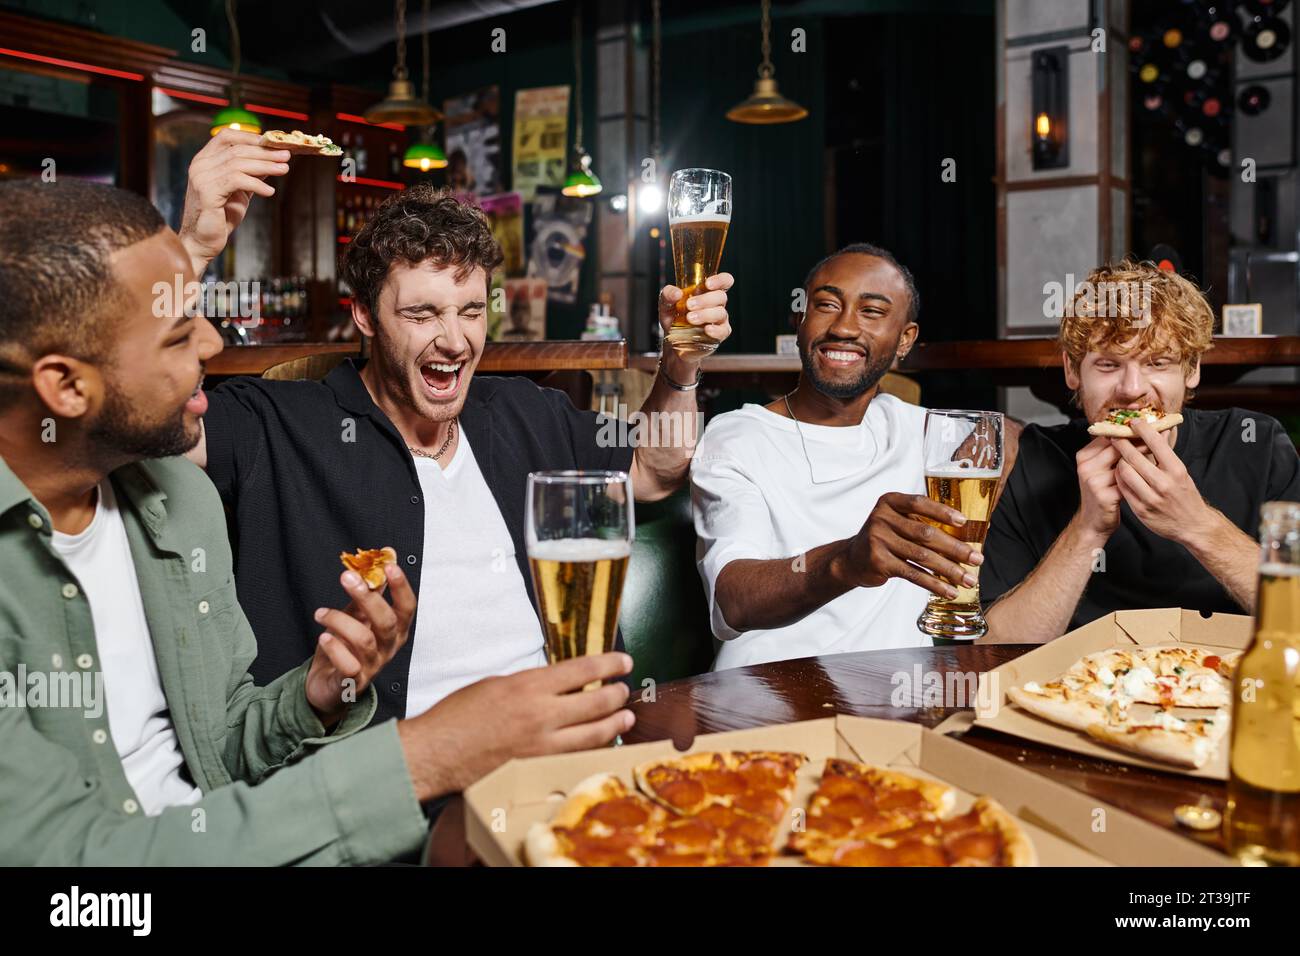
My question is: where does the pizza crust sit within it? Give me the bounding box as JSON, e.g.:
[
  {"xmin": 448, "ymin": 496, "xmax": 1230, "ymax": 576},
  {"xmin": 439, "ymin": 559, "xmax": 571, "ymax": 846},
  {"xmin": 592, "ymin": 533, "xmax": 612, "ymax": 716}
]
[
  {"xmin": 1084, "ymin": 718, "xmax": 1224, "ymax": 769},
  {"xmin": 259, "ymin": 129, "xmax": 343, "ymax": 157},
  {"xmin": 970, "ymin": 797, "xmax": 1038, "ymax": 867},
  {"xmin": 1007, "ymin": 685, "xmax": 1105, "ymax": 734},
  {"xmin": 522, "ymin": 772, "xmax": 628, "ymax": 866},
  {"xmin": 1087, "ymin": 412, "xmax": 1182, "ymax": 438},
  {"xmin": 339, "ymin": 546, "xmax": 397, "ymax": 590}
]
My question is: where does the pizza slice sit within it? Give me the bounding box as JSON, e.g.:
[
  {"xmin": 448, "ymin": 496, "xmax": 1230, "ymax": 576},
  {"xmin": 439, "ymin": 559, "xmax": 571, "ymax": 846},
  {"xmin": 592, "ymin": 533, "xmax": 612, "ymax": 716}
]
[
  {"xmin": 339, "ymin": 546, "xmax": 397, "ymax": 590},
  {"xmin": 1065, "ymin": 646, "xmax": 1233, "ymax": 710},
  {"xmin": 260, "ymin": 129, "xmax": 343, "ymax": 157},
  {"xmin": 1087, "ymin": 405, "xmax": 1183, "ymax": 438},
  {"xmin": 1006, "ymin": 679, "xmax": 1125, "ymax": 732},
  {"xmin": 790, "ymin": 760, "xmax": 1035, "ymax": 867},
  {"xmin": 1085, "ymin": 710, "xmax": 1229, "ymax": 769},
  {"xmin": 788, "ymin": 758, "xmax": 956, "ymax": 858},
  {"xmin": 633, "ymin": 751, "xmax": 806, "ymax": 862},
  {"xmin": 524, "ymin": 773, "xmax": 668, "ymax": 867}
]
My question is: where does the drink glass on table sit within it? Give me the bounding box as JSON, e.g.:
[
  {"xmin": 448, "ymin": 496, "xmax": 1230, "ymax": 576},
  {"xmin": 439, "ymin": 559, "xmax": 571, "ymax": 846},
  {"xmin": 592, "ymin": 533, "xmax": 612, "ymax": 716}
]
[
  {"xmin": 915, "ymin": 409, "xmax": 1004, "ymax": 642},
  {"xmin": 526, "ymin": 470, "xmax": 634, "ymax": 690},
  {"xmin": 667, "ymin": 167, "xmax": 731, "ymax": 359},
  {"xmin": 1224, "ymin": 501, "xmax": 1300, "ymax": 866}
]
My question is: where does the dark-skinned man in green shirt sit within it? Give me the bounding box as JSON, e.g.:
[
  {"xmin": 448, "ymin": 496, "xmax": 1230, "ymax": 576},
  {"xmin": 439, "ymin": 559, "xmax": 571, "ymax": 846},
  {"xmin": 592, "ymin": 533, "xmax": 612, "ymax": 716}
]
[{"xmin": 0, "ymin": 178, "xmax": 634, "ymax": 865}]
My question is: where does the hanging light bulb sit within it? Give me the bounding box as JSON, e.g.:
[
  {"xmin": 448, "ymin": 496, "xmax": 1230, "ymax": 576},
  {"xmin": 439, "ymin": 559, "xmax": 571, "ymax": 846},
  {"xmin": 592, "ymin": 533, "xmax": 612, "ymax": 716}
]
[
  {"xmin": 211, "ymin": 0, "xmax": 262, "ymax": 136},
  {"xmin": 562, "ymin": 152, "xmax": 602, "ymax": 197},
  {"xmin": 727, "ymin": 0, "xmax": 808, "ymax": 124},
  {"xmin": 401, "ymin": 0, "xmax": 448, "ymax": 171},
  {"xmin": 638, "ymin": 182, "xmax": 663, "ymax": 213},
  {"xmin": 560, "ymin": 3, "xmax": 602, "ymax": 198},
  {"xmin": 365, "ymin": 0, "xmax": 442, "ymax": 127}
]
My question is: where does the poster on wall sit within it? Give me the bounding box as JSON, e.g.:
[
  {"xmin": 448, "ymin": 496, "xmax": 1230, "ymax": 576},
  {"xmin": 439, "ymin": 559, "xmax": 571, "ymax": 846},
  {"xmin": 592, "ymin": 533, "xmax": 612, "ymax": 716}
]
[
  {"xmin": 526, "ymin": 187, "xmax": 592, "ymax": 306},
  {"xmin": 512, "ymin": 85, "xmax": 569, "ymax": 200},
  {"xmin": 498, "ymin": 277, "xmax": 548, "ymax": 341},
  {"xmin": 480, "ymin": 192, "xmax": 525, "ymax": 277},
  {"xmin": 443, "ymin": 86, "xmax": 502, "ymax": 197}
]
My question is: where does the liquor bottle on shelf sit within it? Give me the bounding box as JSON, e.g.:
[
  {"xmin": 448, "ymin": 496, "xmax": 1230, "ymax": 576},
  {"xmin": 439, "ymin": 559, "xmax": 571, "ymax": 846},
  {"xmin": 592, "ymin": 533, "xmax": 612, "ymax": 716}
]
[
  {"xmin": 1225, "ymin": 501, "xmax": 1300, "ymax": 866},
  {"xmin": 355, "ymin": 134, "xmax": 368, "ymax": 175},
  {"xmin": 389, "ymin": 142, "xmax": 401, "ymax": 176}
]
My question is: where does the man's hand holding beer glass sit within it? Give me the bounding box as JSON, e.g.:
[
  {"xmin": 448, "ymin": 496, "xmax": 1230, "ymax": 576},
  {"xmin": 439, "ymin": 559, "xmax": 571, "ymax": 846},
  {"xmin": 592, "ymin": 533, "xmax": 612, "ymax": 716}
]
[{"xmin": 839, "ymin": 492, "xmax": 984, "ymax": 599}]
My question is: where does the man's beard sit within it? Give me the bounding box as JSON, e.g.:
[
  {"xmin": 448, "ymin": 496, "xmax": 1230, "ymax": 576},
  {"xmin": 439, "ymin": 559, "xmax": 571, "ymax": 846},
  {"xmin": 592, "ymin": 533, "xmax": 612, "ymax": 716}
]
[
  {"xmin": 88, "ymin": 386, "xmax": 197, "ymax": 460},
  {"xmin": 371, "ymin": 325, "xmax": 463, "ymax": 422},
  {"xmin": 800, "ymin": 339, "xmax": 896, "ymax": 400}
]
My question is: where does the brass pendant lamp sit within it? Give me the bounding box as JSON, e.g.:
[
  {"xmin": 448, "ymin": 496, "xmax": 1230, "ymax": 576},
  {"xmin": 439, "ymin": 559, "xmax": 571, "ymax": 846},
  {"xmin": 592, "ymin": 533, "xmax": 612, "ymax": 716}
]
[{"xmin": 726, "ymin": 0, "xmax": 808, "ymax": 124}]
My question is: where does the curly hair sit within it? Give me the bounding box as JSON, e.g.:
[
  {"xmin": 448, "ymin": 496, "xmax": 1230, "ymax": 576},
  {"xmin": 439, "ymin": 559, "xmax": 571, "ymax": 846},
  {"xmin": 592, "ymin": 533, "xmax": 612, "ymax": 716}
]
[
  {"xmin": 340, "ymin": 184, "xmax": 504, "ymax": 316},
  {"xmin": 1059, "ymin": 259, "xmax": 1214, "ymax": 375}
]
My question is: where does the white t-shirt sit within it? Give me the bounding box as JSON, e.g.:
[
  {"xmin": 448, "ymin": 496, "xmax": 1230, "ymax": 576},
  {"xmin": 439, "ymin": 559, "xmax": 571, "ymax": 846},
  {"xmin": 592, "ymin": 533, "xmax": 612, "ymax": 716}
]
[
  {"xmin": 49, "ymin": 481, "xmax": 202, "ymax": 816},
  {"xmin": 691, "ymin": 395, "xmax": 932, "ymax": 669},
  {"xmin": 404, "ymin": 430, "xmax": 547, "ymax": 716}
]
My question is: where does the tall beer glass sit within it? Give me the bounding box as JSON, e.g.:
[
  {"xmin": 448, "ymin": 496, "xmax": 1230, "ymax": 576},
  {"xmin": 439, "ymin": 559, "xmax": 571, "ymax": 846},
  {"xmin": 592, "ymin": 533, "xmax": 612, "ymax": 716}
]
[
  {"xmin": 667, "ymin": 168, "xmax": 731, "ymax": 358},
  {"xmin": 915, "ymin": 410, "xmax": 1004, "ymax": 642},
  {"xmin": 526, "ymin": 470, "xmax": 634, "ymax": 690}
]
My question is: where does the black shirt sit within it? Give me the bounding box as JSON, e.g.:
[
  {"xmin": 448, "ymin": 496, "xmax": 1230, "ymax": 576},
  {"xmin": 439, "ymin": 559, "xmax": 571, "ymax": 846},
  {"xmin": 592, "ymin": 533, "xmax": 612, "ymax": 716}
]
[
  {"xmin": 981, "ymin": 407, "xmax": 1300, "ymax": 632},
  {"xmin": 203, "ymin": 359, "xmax": 633, "ymax": 724}
]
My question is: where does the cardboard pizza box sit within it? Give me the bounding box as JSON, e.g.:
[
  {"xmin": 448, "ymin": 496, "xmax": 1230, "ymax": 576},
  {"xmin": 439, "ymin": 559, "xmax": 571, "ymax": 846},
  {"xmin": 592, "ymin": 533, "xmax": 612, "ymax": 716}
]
[
  {"xmin": 967, "ymin": 607, "xmax": 1253, "ymax": 781},
  {"xmin": 463, "ymin": 714, "xmax": 1230, "ymax": 868}
]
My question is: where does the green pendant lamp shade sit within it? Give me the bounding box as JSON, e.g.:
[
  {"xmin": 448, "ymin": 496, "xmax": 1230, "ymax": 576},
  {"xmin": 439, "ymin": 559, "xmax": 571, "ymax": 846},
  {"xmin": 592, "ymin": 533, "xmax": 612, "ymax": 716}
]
[
  {"xmin": 403, "ymin": 141, "xmax": 448, "ymax": 171},
  {"xmin": 210, "ymin": 104, "xmax": 262, "ymax": 136}
]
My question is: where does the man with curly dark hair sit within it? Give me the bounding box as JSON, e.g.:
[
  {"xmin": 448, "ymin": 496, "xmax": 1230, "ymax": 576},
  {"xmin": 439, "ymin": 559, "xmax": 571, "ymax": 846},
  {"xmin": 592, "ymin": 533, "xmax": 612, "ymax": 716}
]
[{"xmin": 178, "ymin": 131, "xmax": 732, "ymax": 724}]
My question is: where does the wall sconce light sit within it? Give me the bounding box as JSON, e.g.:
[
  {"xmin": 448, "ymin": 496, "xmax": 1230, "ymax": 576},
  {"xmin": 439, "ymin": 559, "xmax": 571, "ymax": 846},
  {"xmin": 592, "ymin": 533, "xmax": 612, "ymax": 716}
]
[{"xmin": 1031, "ymin": 46, "xmax": 1069, "ymax": 170}]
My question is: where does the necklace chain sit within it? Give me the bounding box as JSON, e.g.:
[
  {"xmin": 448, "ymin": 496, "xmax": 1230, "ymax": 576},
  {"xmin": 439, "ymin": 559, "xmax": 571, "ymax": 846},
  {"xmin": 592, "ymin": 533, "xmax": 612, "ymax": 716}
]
[
  {"xmin": 783, "ymin": 392, "xmax": 816, "ymax": 480},
  {"xmin": 408, "ymin": 418, "xmax": 457, "ymax": 461}
]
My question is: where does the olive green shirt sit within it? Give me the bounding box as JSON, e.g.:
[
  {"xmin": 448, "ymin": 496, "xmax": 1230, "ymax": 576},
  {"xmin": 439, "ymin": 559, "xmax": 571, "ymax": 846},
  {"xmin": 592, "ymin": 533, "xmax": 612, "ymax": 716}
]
[{"xmin": 0, "ymin": 454, "xmax": 429, "ymax": 865}]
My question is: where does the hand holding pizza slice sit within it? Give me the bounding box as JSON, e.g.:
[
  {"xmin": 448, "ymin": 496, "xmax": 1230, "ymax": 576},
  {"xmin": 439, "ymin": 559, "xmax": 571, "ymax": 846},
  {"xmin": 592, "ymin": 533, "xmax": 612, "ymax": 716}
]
[
  {"xmin": 304, "ymin": 546, "xmax": 415, "ymax": 726},
  {"xmin": 1087, "ymin": 404, "xmax": 1182, "ymax": 438}
]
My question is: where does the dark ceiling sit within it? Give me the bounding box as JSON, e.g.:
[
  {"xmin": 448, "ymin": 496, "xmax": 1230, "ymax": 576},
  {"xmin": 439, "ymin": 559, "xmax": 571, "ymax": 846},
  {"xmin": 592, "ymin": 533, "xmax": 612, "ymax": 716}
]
[{"xmin": 151, "ymin": 0, "xmax": 911, "ymax": 87}]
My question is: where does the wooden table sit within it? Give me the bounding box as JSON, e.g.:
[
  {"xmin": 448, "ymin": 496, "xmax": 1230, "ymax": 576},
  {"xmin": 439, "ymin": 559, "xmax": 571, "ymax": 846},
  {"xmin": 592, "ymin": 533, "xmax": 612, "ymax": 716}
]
[
  {"xmin": 620, "ymin": 644, "xmax": 1228, "ymax": 856},
  {"xmin": 428, "ymin": 643, "xmax": 1230, "ymax": 864}
]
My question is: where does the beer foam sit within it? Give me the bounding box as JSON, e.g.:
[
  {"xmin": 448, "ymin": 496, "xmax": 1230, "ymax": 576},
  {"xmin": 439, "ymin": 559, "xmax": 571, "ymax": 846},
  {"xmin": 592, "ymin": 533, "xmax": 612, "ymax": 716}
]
[
  {"xmin": 924, "ymin": 466, "xmax": 1002, "ymax": 479},
  {"xmin": 529, "ymin": 538, "xmax": 632, "ymax": 561},
  {"xmin": 1259, "ymin": 563, "xmax": 1300, "ymax": 578},
  {"xmin": 667, "ymin": 212, "xmax": 731, "ymax": 226}
]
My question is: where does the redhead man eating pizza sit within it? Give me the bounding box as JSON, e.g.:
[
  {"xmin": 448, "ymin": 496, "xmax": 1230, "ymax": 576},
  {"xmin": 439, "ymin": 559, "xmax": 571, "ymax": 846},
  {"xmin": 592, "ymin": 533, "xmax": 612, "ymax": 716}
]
[{"xmin": 979, "ymin": 260, "xmax": 1300, "ymax": 644}]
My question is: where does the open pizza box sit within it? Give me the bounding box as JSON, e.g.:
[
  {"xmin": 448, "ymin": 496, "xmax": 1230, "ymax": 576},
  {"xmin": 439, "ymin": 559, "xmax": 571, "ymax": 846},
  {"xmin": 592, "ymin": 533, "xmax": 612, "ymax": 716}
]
[
  {"xmin": 463, "ymin": 714, "xmax": 1229, "ymax": 867},
  {"xmin": 962, "ymin": 607, "xmax": 1253, "ymax": 781}
]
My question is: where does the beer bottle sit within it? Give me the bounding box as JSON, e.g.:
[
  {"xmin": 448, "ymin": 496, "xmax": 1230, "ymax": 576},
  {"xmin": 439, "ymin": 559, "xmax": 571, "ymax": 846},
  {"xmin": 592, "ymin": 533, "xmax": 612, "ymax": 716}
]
[{"xmin": 1224, "ymin": 501, "xmax": 1300, "ymax": 866}]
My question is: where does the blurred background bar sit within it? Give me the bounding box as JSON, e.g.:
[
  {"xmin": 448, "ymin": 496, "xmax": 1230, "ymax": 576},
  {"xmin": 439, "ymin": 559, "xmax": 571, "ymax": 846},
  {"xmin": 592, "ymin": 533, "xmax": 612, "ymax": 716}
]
[{"xmin": 0, "ymin": 0, "xmax": 1295, "ymax": 439}]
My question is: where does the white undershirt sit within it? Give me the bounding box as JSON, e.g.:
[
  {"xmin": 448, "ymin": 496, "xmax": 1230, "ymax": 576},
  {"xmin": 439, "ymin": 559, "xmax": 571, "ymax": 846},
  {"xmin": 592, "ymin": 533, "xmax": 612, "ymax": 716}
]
[
  {"xmin": 50, "ymin": 481, "xmax": 202, "ymax": 816},
  {"xmin": 404, "ymin": 430, "xmax": 547, "ymax": 716},
  {"xmin": 691, "ymin": 395, "xmax": 933, "ymax": 669}
]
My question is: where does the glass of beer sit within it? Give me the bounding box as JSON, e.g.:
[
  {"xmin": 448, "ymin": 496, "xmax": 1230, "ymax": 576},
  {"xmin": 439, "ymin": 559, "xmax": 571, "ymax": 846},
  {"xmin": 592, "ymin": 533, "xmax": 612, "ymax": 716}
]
[
  {"xmin": 526, "ymin": 470, "xmax": 634, "ymax": 690},
  {"xmin": 915, "ymin": 410, "xmax": 1004, "ymax": 642},
  {"xmin": 667, "ymin": 167, "xmax": 731, "ymax": 358}
]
